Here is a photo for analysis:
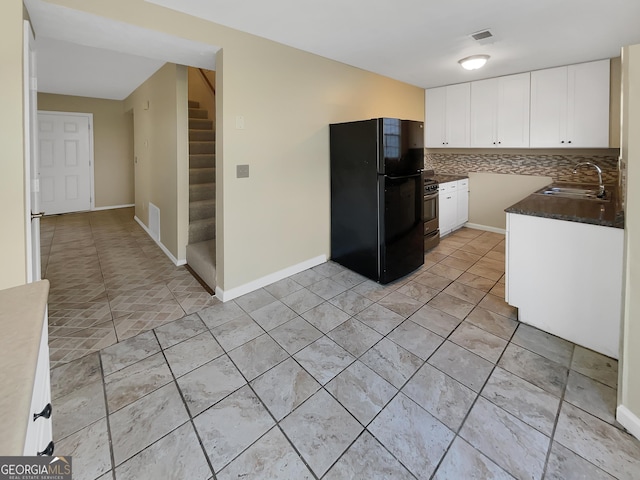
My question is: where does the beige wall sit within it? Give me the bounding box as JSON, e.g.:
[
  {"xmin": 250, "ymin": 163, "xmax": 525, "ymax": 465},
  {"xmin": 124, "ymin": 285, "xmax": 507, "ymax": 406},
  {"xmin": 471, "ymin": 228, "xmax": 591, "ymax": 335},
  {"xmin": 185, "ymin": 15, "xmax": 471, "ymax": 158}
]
[
  {"xmin": 45, "ymin": 0, "xmax": 424, "ymax": 292},
  {"xmin": 188, "ymin": 67, "xmax": 215, "ymax": 119},
  {"xmin": 610, "ymin": 57, "xmax": 622, "ymax": 148},
  {"xmin": 37, "ymin": 93, "xmax": 134, "ymax": 208},
  {"xmin": 124, "ymin": 63, "xmax": 189, "ymax": 260},
  {"xmin": 0, "ymin": 0, "xmax": 27, "ymax": 289},
  {"xmin": 468, "ymin": 173, "xmax": 553, "ymax": 230},
  {"xmin": 620, "ymin": 44, "xmax": 640, "ymax": 431}
]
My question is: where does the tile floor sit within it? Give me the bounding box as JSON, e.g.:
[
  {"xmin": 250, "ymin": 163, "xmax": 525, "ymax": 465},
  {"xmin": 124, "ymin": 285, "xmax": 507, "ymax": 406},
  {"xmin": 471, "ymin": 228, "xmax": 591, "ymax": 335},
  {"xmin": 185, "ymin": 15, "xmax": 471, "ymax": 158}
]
[{"xmin": 45, "ymin": 210, "xmax": 640, "ymax": 479}]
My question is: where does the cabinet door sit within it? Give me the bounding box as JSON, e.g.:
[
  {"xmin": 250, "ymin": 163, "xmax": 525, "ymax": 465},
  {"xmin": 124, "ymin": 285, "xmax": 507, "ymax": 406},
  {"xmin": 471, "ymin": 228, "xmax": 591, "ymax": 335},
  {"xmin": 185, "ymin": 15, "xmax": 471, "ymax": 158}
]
[
  {"xmin": 530, "ymin": 66, "xmax": 567, "ymax": 147},
  {"xmin": 425, "ymin": 87, "xmax": 447, "ymax": 147},
  {"xmin": 446, "ymin": 83, "xmax": 471, "ymax": 147},
  {"xmin": 470, "ymin": 78, "xmax": 498, "ymax": 147},
  {"xmin": 568, "ymin": 59, "xmax": 610, "ymax": 148},
  {"xmin": 456, "ymin": 180, "xmax": 469, "ymax": 227},
  {"xmin": 439, "ymin": 183, "xmax": 458, "ymax": 236},
  {"xmin": 497, "ymin": 72, "xmax": 530, "ymax": 147}
]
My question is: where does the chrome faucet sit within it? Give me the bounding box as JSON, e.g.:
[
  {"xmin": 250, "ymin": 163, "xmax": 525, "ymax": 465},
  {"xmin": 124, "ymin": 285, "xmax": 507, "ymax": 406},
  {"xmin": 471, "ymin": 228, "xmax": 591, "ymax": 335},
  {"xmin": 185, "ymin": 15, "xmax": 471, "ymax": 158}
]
[{"xmin": 573, "ymin": 161, "xmax": 605, "ymax": 198}]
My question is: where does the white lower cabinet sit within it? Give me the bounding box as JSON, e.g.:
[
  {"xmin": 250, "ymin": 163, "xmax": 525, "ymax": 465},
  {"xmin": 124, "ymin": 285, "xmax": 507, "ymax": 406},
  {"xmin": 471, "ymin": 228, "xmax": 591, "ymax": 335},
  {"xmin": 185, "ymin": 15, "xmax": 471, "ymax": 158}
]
[
  {"xmin": 506, "ymin": 213, "xmax": 623, "ymax": 358},
  {"xmin": 23, "ymin": 314, "xmax": 53, "ymax": 456},
  {"xmin": 439, "ymin": 179, "xmax": 469, "ymax": 236}
]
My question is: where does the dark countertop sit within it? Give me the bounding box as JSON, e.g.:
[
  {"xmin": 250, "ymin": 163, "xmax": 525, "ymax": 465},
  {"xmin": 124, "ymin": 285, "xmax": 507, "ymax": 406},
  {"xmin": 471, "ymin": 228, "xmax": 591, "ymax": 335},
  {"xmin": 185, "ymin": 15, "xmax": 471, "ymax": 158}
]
[
  {"xmin": 430, "ymin": 173, "xmax": 469, "ymax": 183},
  {"xmin": 505, "ymin": 183, "xmax": 624, "ymax": 229}
]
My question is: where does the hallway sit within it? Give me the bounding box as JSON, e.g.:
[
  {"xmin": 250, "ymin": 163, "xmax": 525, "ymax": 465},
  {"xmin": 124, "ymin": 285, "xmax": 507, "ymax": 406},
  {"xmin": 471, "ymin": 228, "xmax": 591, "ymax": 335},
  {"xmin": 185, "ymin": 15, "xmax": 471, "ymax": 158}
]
[{"xmin": 42, "ymin": 207, "xmax": 218, "ymax": 368}]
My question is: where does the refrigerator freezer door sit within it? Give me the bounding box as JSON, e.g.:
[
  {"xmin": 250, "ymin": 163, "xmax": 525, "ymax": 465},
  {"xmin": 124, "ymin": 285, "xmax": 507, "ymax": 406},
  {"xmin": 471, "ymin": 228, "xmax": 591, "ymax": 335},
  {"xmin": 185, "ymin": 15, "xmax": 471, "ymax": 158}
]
[{"xmin": 378, "ymin": 119, "xmax": 424, "ymax": 176}]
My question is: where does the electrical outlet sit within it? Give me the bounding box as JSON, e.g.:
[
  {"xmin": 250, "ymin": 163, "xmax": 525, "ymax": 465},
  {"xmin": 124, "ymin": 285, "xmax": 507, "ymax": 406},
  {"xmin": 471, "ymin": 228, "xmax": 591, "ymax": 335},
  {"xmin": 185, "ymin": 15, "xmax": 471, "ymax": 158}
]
[
  {"xmin": 236, "ymin": 164, "xmax": 249, "ymax": 178},
  {"xmin": 235, "ymin": 115, "xmax": 245, "ymax": 129}
]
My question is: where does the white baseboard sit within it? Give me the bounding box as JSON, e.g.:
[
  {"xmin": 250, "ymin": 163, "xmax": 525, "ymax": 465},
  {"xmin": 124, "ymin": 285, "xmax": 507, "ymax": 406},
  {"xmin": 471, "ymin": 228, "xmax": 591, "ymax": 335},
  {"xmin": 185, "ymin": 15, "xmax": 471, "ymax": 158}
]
[
  {"xmin": 215, "ymin": 254, "xmax": 327, "ymax": 302},
  {"xmin": 465, "ymin": 223, "xmax": 507, "ymax": 235},
  {"xmin": 92, "ymin": 203, "xmax": 134, "ymax": 211},
  {"xmin": 134, "ymin": 216, "xmax": 187, "ymax": 267},
  {"xmin": 617, "ymin": 405, "xmax": 640, "ymax": 441}
]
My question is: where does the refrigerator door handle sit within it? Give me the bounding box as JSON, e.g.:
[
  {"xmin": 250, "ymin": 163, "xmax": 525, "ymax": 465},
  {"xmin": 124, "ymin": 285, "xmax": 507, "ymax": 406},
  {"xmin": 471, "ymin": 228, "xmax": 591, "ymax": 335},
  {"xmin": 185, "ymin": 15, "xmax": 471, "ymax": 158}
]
[{"xmin": 383, "ymin": 172, "xmax": 423, "ymax": 180}]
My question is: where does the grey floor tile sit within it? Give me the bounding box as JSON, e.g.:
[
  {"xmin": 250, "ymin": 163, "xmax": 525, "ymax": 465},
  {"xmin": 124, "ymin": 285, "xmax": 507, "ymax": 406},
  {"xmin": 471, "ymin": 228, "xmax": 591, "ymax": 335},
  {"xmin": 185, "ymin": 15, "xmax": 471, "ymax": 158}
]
[
  {"xmin": 456, "ymin": 272, "xmax": 497, "ymax": 292},
  {"xmin": 251, "ymin": 358, "xmax": 321, "ymax": 421},
  {"xmin": 481, "ymin": 367, "xmax": 560, "ymax": 436},
  {"xmin": 280, "ymin": 288, "xmax": 325, "ymax": 314},
  {"xmin": 234, "ymin": 288, "xmax": 277, "ymax": 313},
  {"xmin": 355, "ymin": 303, "xmax": 405, "ymax": 335},
  {"xmin": 387, "ymin": 320, "xmax": 444, "ymax": 360},
  {"xmin": 308, "ymin": 277, "xmax": 349, "ymax": 300},
  {"xmin": 104, "ymin": 352, "xmax": 173, "ymax": 413},
  {"xmin": 53, "ymin": 380, "xmax": 106, "ymax": 441},
  {"xmin": 153, "ymin": 313, "xmax": 208, "ymax": 349},
  {"xmin": 290, "ymin": 269, "xmax": 327, "ymax": 287},
  {"xmin": 194, "ymin": 385, "xmax": 274, "ymax": 473},
  {"xmin": 429, "ymin": 262, "xmax": 465, "ymax": 281},
  {"xmin": 403, "ymin": 362, "xmax": 476, "ymax": 431},
  {"xmin": 110, "ymin": 382, "xmax": 189, "ymax": 465},
  {"xmin": 115, "ymin": 423, "xmax": 212, "ymax": 480},
  {"xmin": 434, "ymin": 437, "xmax": 514, "ymax": 480},
  {"xmin": 100, "ymin": 330, "xmax": 160, "ymax": 376},
  {"xmin": 331, "ymin": 269, "xmax": 368, "ymax": 288},
  {"xmin": 325, "ymin": 360, "xmax": 397, "ymax": 425},
  {"xmin": 217, "ymin": 427, "xmax": 313, "ymax": 480},
  {"xmin": 50, "ymin": 351, "xmax": 102, "ymax": 401},
  {"xmin": 197, "ymin": 301, "xmax": 245, "ymax": 330},
  {"xmin": 449, "ymin": 321, "xmax": 508, "ymax": 363},
  {"xmin": 498, "ymin": 343, "xmax": 569, "ymax": 397},
  {"xmin": 280, "ymin": 389, "xmax": 363, "ymax": 478},
  {"xmin": 301, "ymin": 302, "xmax": 350, "ymax": 333},
  {"xmin": 328, "ymin": 289, "xmax": 373, "ymax": 316},
  {"xmin": 164, "ymin": 331, "xmax": 224, "ymax": 377},
  {"xmin": 428, "ymin": 292, "xmax": 475, "ymax": 320},
  {"xmin": 377, "ymin": 290, "xmax": 424, "ymax": 318},
  {"xmin": 444, "ymin": 281, "xmax": 487, "ymax": 305},
  {"xmin": 294, "ymin": 336, "xmax": 355, "ymax": 385},
  {"xmin": 312, "ymin": 261, "xmax": 346, "ymax": 278},
  {"xmin": 409, "ymin": 304, "xmax": 461, "ymax": 337},
  {"xmin": 263, "ymin": 277, "xmax": 303, "ymax": 299},
  {"xmin": 327, "ymin": 317, "xmax": 383, "ymax": 357},
  {"xmin": 228, "ymin": 333, "xmax": 288, "ymax": 380},
  {"xmin": 55, "ymin": 418, "xmax": 111, "ymax": 480},
  {"xmin": 210, "ymin": 313, "xmax": 264, "ymax": 351},
  {"xmin": 360, "ymin": 338, "xmax": 423, "ymax": 389},
  {"xmin": 249, "ymin": 299, "xmax": 298, "ymax": 331},
  {"xmin": 554, "ymin": 401, "xmax": 640, "ymax": 480},
  {"xmin": 324, "ymin": 431, "xmax": 415, "ymax": 480},
  {"xmin": 351, "ymin": 279, "xmax": 399, "ymax": 302},
  {"xmin": 269, "ymin": 317, "xmax": 323, "ymax": 354},
  {"xmin": 428, "ymin": 341, "xmax": 494, "ymax": 392},
  {"xmin": 545, "ymin": 441, "xmax": 616, "ymax": 480},
  {"xmin": 512, "ymin": 323, "xmax": 574, "ymax": 367},
  {"xmin": 369, "ymin": 393, "xmax": 454, "ymax": 480},
  {"xmin": 478, "ymin": 294, "xmax": 518, "ymax": 320},
  {"xmin": 177, "ymin": 355, "xmax": 246, "ymax": 416},
  {"xmin": 571, "ymin": 346, "xmax": 618, "ymax": 388},
  {"xmin": 465, "ymin": 306, "xmax": 518, "ymax": 341},
  {"xmin": 564, "ymin": 370, "xmax": 618, "ymax": 426},
  {"xmin": 460, "ymin": 397, "xmax": 550, "ymax": 480},
  {"xmin": 396, "ymin": 280, "xmax": 439, "ymax": 303}
]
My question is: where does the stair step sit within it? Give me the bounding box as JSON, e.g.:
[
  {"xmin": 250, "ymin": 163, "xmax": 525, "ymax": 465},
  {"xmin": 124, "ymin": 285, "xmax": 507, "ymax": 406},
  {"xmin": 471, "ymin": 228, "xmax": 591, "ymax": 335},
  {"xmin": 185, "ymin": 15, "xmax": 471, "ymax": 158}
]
[
  {"xmin": 189, "ymin": 108, "xmax": 208, "ymax": 119},
  {"xmin": 190, "ymin": 154, "xmax": 215, "ymax": 169},
  {"xmin": 189, "ymin": 129, "xmax": 215, "ymax": 142},
  {"xmin": 189, "ymin": 118, "xmax": 213, "ymax": 130},
  {"xmin": 190, "ymin": 182, "xmax": 215, "ymax": 201},
  {"xmin": 189, "ymin": 217, "xmax": 216, "ymax": 243},
  {"xmin": 190, "ymin": 198, "xmax": 215, "ymax": 221},
  {"xmin": 190, "ymin": 167, "xmax": 215, "ymax": 185},
  {"xmin": 188, "ymin": 100, "xmax": 200, "ymax": 109},
  {"xmin": 189, "ymin": 141, "xmax": 215, "ymax": 154}
]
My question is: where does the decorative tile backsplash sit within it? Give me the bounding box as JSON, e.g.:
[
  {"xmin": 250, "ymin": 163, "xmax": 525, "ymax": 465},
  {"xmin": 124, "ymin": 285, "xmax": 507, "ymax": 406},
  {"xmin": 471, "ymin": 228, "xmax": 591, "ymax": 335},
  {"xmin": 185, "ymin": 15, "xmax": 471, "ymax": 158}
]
[{"xmin": 425, "ymin": 151, "xmax": 620, "ymax": 185}]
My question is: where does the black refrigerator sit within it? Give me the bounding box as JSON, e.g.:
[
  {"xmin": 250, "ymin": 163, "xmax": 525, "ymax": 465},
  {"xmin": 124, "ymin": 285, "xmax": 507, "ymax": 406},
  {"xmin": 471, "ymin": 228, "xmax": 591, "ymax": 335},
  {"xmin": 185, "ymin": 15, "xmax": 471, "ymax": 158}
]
[{"xmin": 330, "ymin": 118, "xmax": 424, "ymax": 284}]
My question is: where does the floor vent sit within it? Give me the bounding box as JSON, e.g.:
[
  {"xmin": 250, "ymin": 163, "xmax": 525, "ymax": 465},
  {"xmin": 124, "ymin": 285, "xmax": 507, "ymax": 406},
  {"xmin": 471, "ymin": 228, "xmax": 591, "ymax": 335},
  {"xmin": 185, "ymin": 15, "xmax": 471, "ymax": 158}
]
[{"xmin": 149, "ymin": 202, "xmax": 160, "ymax": 241}]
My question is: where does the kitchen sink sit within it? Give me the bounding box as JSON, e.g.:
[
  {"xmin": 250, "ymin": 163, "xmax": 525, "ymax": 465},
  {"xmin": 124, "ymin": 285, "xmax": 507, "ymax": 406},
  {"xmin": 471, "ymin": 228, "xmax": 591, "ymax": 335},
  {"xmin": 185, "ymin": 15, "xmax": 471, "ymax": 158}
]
[{"xmin": 535, "ymin": 185, "xmax": 610, "ymax": 201}]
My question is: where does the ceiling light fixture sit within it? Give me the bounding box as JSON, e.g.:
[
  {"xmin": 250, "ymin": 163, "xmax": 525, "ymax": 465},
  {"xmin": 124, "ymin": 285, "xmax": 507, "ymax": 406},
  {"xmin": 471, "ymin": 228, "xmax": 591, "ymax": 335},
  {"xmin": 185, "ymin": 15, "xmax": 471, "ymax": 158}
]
[{"xmin": 458, "ymin": 54, "xmax": 490, "ymax": 71}]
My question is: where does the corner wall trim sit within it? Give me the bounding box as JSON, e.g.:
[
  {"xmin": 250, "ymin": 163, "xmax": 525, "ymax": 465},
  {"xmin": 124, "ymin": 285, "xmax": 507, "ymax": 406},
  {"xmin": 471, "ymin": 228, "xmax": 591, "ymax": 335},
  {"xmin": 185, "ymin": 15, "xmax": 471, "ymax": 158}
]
[
  {"xmin": 465, "ymin": 223, "xmax": 507, "ymax": 235},
  {"xmin": 92, "ymin": 204, "xmax": 135, "ymax": 211},
  {"xmin": 215, "ymin": 254, "xmax": 327, "ymax": 302},
  {"xmin": 134, "ymin": 216, "xmax": 187, "ymax": 267},
  {"xmin": 617, "ymin": 405, "xmax": 640, "ymax": 441}
]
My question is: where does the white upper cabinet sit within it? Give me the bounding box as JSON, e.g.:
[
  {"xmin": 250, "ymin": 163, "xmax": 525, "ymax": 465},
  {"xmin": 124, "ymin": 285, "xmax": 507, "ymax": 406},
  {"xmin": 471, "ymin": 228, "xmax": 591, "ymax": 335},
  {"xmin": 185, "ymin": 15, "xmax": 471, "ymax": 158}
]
[
  {"xmin": 530, "ymin": 59, "xmax": 610, "ymax": 148},
  {"xmin": 470, "ymin": 72, "xmax": 530, "ymax": 148},
  {"xmin": 425, "ymin": 83, "xmax": 470, "ymax": 148}
]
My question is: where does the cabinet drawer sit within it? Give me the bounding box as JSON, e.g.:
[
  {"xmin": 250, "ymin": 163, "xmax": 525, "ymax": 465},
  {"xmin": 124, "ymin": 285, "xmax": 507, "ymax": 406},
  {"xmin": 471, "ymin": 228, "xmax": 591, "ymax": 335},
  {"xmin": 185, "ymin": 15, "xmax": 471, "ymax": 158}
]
[
  {"xmin": 439, "ymin": 182, "xmax": 457, "ymax": 193},
  {"xmin": 457, "ymin": 179, "xmax": 468, "ymax": 190}
]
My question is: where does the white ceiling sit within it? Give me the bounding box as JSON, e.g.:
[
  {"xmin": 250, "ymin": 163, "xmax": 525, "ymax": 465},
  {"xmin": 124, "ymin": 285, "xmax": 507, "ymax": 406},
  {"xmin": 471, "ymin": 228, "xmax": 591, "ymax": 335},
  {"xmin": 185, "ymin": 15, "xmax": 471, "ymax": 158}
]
[{"xmin": 25, "ymin": 0, "xmax": 640, "ymax": 99}]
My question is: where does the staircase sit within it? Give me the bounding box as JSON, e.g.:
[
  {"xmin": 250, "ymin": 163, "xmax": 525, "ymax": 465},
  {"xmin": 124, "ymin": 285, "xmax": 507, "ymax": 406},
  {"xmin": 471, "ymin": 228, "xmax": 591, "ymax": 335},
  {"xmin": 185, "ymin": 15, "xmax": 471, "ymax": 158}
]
[{"xmin": 186, "ymin": 100, "xmax": 216, "ymax": 291}]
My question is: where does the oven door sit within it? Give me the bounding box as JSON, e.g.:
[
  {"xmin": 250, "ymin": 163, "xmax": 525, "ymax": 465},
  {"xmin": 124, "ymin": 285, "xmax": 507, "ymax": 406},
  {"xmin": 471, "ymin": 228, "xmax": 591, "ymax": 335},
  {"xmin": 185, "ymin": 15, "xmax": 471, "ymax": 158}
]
[{"xmin": 424, "ymin": 191, "xmax": 439, "ymax": 236}]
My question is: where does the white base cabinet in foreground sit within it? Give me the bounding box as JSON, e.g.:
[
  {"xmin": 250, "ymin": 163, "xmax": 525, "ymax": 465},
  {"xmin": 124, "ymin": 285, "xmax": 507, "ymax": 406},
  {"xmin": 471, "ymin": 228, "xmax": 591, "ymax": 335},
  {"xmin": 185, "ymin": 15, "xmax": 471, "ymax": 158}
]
[{"xmin": 506, "ymin": 213, "xmax": 623, "ymax": 358}]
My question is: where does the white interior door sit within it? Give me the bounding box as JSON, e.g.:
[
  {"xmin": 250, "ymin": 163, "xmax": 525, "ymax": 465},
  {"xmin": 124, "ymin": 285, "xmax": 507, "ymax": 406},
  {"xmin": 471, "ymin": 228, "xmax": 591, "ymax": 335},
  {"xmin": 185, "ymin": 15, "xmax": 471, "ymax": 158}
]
[
  {"xmin": 24, "ymin": 21, "xmax": 41, "ymax": 282},
  {"xmin": 38, "ymin": 112, "xmax": 93, "ymax": 215}
]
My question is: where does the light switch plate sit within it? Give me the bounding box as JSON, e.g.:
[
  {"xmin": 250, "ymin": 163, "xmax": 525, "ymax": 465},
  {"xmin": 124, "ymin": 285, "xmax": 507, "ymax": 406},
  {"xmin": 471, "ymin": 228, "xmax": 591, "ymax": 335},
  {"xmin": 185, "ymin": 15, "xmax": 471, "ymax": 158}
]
[{"xmin": 237, "ymin": 164, "xmax": 249, "ymax": 178}]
